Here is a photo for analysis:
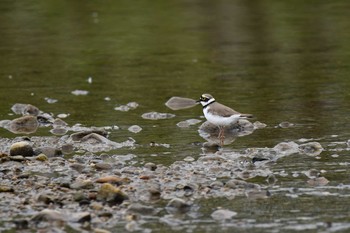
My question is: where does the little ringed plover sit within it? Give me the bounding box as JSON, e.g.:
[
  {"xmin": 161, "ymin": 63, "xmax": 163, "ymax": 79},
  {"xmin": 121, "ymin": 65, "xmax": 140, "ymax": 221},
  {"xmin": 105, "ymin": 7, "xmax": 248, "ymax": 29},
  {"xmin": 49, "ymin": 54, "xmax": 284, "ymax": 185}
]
[{"xmin": 197, "ymin": 93, "xmax": 253, "ymax": 145}]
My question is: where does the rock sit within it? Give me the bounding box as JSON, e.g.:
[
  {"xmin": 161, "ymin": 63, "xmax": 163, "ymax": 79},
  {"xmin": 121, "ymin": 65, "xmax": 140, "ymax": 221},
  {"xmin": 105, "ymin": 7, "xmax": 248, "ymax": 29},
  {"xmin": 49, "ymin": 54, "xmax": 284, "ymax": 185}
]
[
  {"xmin": 11, "ymin": 103, "xmax": 40, "ymax": 116},
  {"xmin": 10, "ymin": 141, "xmax": 34, "ymax": 157},
  {"xmin": 70, "ymin": 163, "xmax": 86, "ymax": 173},
  {"xmin": 307, "ymin": 177, "xmax": 329, "ymax": 186},
  {"xmin": 8, "ymin": 115, "xmax": 38, "ymax": 134},
  {"xmin": 166, "ymin": 198, "xmax": 191, "ymax": 214},
  {"xmin": 278, "ymin": 121, "xmax": 294, "ymax": 128},
  {"xmin": 128, "ymin": 125, "xmax": 142, "ymax": 133},
  {"xmin": 35, "ymin": 154, "xmax": 48, "ymax": 162},
  {"xmin": 176, "ymin": 119, "xmax": 201, "ymax": 128},
  {"xmin": 50, "ymin": 127, "xmax": 68, "ymax": 135},
  {"xmin": 94, "ymin": 228, "xmax": 111, "ymax": 233},
  {"xmin": 37, "ymin": 193, "xmax": 54, "ymax": 204},
  {"xmin": 9, "ymin": 155, "xmax": 27, "ymax": 161},
  {"xmin": 165, "ymin": 96, "xmax": 197, "ymax": 110},
  {"xmin": 299, "ymin": 142, "xmax": 323, "ymax": 156},
  {"xmin": 71, "ymin": 212, "xmax": 91, "ymax": 223},
  {"xmin": 61, "ymin": 144, "xmax": 74, "ymax": 154},
  {"xmin": 127, "ymin": 203, "xmax": 157, "ymax": 215},
  {"xmin": 94, "ymin": 163, "xmax": 113, "ymax": 170},
  {"xmin": 35, "ymin": 147, "xmax": 62, "ymax": 157},
  {"xmin": 211, "ymin": 209, "xmax": 237, "ymax": 221},
  {"xmin": 273, "ymin": 141, "xmax": 299, "ymax": 156},
  {"xmin": 141, "ymin": 112, "xmax": 175, "ymax": 120},
  {"xmin": 70, "ymin": 130, "xmax": 108, "ymax": 141},
  {"xmin": 31, "ymin": 209, "xmax": 64, "ymax": 222},
  {"xmin": 53, "ymin": 118, "xmax": 68, "ymax": 127},
  {"xmin": 97, "ymin": 183, "xmax": 128, "ymax": 205},
  {"xmin": 71, "ymin": 90, "xmax": 89, "ymax": 95},
  {"xmin": 144, "ymin": 162, "xmax": 157, "ymax": 171},
  {"xmin": 0, "ymin": 185, "xmax": 14, "ymax": 192},
  {"xmin": 114, "ymin": 102, "xmax": 139, "ymax": 112},
  {"xmin": 70, "ymin": 180, "xmax": 94, "ymax": 190},
  {"xmin": 253, "ymin": 121, "xmax": 267, "ymax": 129},
  {"xmin": 96, "ymin": 176, "xmax": 128, "ymax": 185}
]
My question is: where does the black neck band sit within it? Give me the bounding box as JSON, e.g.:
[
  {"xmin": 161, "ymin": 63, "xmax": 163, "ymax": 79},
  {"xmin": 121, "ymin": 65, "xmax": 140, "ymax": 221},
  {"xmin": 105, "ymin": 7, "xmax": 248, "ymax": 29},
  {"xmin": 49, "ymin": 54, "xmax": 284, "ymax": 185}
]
[{"xmin": 203, "ymin": 100, "xmax": 215, "ymax": 109}]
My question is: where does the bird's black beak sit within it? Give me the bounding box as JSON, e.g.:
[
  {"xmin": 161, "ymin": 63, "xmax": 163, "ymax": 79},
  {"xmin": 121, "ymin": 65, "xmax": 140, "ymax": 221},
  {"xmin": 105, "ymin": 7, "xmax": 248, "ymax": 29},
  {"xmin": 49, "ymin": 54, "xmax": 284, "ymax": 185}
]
[{"xmin": 196, "ymin": 99, "xmax": 201, "ymax": 103}]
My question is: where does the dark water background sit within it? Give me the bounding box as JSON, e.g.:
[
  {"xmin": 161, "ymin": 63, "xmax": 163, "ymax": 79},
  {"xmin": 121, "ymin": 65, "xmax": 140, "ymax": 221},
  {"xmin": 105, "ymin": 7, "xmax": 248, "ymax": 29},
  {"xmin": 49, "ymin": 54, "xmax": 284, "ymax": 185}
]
[{"xmin": 1, "ymin": 0, "xmax": 350, "ymax": 232}]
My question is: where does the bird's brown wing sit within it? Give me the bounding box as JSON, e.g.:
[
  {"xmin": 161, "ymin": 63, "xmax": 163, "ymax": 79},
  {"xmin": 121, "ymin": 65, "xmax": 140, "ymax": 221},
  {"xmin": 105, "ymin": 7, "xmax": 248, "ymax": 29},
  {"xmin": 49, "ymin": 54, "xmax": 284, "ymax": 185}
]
[{"xmin": 210, "ymin": 102, "xmax": 240, "ymax": 117}]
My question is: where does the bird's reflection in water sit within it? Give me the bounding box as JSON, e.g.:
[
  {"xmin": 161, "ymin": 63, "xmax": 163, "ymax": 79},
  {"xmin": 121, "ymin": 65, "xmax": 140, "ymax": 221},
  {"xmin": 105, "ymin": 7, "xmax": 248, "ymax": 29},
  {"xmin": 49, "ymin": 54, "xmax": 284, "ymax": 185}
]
[{"xmin": 198, "ymin": 119, "xmax": 255, "ymax": 151}]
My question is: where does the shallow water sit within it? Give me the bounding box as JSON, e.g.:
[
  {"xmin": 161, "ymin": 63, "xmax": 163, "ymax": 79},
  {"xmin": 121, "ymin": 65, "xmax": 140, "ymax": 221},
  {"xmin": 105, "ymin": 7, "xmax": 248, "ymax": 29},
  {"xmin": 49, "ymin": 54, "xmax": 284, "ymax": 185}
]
[{"xmin": 1, "ymin": 0, "xmax": 350, "ymax": 232}]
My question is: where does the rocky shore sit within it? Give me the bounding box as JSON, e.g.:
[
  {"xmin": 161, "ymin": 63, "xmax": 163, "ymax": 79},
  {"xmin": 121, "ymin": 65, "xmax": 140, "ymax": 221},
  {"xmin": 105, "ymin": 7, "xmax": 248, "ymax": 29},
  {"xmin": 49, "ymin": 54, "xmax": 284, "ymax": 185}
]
[{"xmin": 0, "ymin": 103, "xmax": 324, "ymax": 232}]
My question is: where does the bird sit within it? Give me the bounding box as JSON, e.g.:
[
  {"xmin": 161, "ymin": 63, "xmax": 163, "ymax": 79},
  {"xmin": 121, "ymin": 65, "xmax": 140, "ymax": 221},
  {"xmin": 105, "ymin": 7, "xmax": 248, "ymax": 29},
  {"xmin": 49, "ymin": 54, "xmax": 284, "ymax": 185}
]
[{"xmin": 197, "ymin": 93, "xmax": 253, "ymax": 146}]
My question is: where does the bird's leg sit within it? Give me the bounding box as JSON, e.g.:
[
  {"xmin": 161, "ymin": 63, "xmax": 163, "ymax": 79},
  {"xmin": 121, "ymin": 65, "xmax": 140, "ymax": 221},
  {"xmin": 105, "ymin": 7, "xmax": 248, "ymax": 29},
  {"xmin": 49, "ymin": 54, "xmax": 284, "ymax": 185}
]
[{"xmin": 218, "ymin": 126, "xmax": 225, "ymax": 146}]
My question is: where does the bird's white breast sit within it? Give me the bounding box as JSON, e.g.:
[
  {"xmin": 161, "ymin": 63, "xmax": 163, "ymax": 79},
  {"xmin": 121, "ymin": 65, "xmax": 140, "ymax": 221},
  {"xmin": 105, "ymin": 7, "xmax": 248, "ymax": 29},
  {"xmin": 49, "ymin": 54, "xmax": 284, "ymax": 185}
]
[{"xmin": 203, "ymin": 107, "xmax": 241, "ymax": 126}]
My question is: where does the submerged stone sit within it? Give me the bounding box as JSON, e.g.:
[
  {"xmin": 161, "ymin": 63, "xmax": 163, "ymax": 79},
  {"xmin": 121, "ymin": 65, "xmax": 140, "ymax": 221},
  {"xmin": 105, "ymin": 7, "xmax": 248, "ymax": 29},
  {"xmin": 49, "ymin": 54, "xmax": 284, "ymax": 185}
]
[
  {"xmin": 165, "ymin": 96, "xmax": 198, "ymax": 110},
  {"xmin": 141, "ymin": 112, "xmax": 175, "ymax": 120},
  {"xmin": 299, "ymin": 142, "xmax": 323, "ymax": 156},
  {"xmin": 114, "ymin": 102, "xmax": 139, "ymax": 112},
  {"xmin": 128, "ymin": 125, "xmax": 142, "ymax": 133},
  {"xmin": 211, "ymin": 209, "xmax": 237, "ymax": 221}
]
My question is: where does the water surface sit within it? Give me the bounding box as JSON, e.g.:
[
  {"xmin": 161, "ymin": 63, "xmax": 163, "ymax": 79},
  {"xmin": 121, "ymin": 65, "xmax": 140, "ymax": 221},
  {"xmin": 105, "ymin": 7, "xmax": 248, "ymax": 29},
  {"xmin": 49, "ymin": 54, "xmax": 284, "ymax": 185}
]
[{"xmin": 1, "ymin": 0, "xmax": 350, "ymax": 232}]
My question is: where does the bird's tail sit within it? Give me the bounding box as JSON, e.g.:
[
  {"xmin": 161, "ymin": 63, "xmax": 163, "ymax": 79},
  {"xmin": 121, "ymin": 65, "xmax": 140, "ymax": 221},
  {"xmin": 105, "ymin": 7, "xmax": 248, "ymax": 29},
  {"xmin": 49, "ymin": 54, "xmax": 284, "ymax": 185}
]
[{"xmin": 240, "ymin": 113, "xmax": 254, "ymax": 119}]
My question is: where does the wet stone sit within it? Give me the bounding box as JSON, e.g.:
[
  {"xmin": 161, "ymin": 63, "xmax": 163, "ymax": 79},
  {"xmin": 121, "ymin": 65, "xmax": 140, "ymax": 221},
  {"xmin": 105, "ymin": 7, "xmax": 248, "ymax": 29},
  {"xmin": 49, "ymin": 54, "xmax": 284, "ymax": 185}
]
[
  {"xmin": 307, "ymin": 177, "xmax": 329, "ymax": 186},
  {"xmin": 71, "ymin": 130, "xmax": 108, "ymax": 141},
  {"xmin": 127, "ymin": 203, "xmax": 157, "ymax": 215},
  {"xmin": 165, "ymin": 96, "xmax": 198, "ymax": 110},
  {"xmin": 11, "ymin": 103, "xmax": 40, "ymax": 116},
  {"xmin": 299, "ymin": 142, "xmax": 323, "ymax": 156},
  {"xmin": 166, "ymin": 198, "xmax": 191, "ymax": 214},
  {"xmin": 31, "ymin": 209, "xmax": 64, "ymax": 222},
  {"xmin": 50, "ymin": 127, "xmax": 68, "ymax": 135},
  {"xmin": 8, "ymin": 115, "xmax": 38, "ymax": 134},
  {"xmin": 211, "ymin": 209, "xmax": 237, "ymax": 221},
  {"xmin": 10, "ymin": 141, "xmax": 34, "ymax": 157},
  {"xmin": 128, "ymin": 125, "xmax": 142, "ymax": 133},
  {"xmin": 278, "ymin": 121, "xmax": 295, "ymax": 128},
  {"xmin": 114, "ymin": 102, "xmax": 139, "ymax": 112},
  {"xmin": 96, "ymin": 176, "xmax": 128, "ymax": 185}
]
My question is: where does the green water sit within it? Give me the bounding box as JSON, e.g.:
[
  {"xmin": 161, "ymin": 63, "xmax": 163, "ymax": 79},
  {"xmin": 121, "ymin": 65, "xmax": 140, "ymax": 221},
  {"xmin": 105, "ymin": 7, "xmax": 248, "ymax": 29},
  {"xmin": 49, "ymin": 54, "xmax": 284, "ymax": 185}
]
[{"xmin": 1, "ymin": 0, "xmax": 350, "ymax": 232}]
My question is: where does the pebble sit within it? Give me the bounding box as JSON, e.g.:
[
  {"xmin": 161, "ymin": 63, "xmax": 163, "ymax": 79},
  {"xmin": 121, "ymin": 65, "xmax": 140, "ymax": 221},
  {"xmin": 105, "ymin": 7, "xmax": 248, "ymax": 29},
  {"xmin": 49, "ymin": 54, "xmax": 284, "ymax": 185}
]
[
  {"xmin": 166, "ymin": 198, "xmax": 191, "ymax": 214},
  {"xmin": 35, "ymin": 153, "xmax": 48, "ymax": 162},
  {"xmin": 127, "ymin": 203, "xmax": 157, "ymax": 215},
  {"xmin": 96, "ymin": 176, "xmax": 128, "ymax": 185},
  {"xmin": 278, "ymin": 121, "xmax": 295, "ymax": 128},
  {"xmin": 94, "ymin": 163, "xmax": 113, "ymax": 170},
  {"xmin": 35, "ymin": 147, "xmax": 62, "ymax": 157},
  {"xmin": 97, "ymin": 183, "xmax": 128, "ymax": 205},
  {"xmin": 10, "ymin": 141, "xmax": 34, "ymax": 157},
  {"xmin": 128, "ymin": 125, "xmax": 142, "ymax": 133},
  {"xmin": 211, "ymin": 209, "xmax": 237, "ymax": 221},
  {"xmin": 31, "ymin": 209, "xmax": 64, "ymax": 222},
  {"xmin": 0, "ymin": 185, "xmax": 14, "ymax": 192},
  {"xmin": 70, "ymin": 180, "xmax": 94, "ymax": 190}
]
